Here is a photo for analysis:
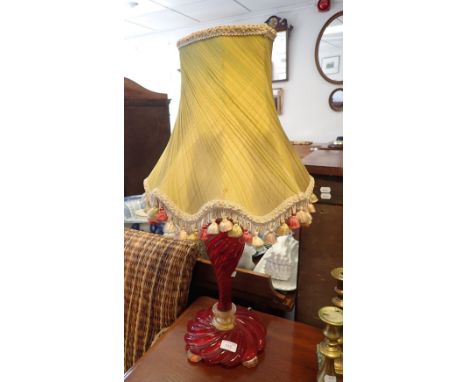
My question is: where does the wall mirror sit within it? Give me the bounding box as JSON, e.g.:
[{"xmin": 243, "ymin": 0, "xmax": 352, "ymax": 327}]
[
  {"xmin": 315, "ymin": 11, "xmax": 343, "ymax": 84},
  {"xmin": 329, "ymin": 88, "xmax": 343, "ymax": 111},
  {"xmin": 266, "ymin": 16, "xmax": 293, "ymax": 82}
]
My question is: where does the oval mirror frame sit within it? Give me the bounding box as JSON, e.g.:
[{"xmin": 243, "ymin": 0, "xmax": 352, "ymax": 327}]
[
  {"xmin": 329, "ymin": 88, "xmax": 343, "ymax": 111},
  {"xmin": 315, "ymin": 11, "xmax": 343, "ymax": 85}
]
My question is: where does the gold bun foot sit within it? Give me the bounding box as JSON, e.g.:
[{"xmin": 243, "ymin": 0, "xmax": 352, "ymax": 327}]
[
  {"xmin": 242, "ymin": 356, "xmax": 258, "ymax": 368},
  {"xmin": 334, "ymin": 356, "xmax": 343, "ymax": 375},
  {"xmin": 187, "ymin": 350, "xmax": 202, "ymax": 363}
]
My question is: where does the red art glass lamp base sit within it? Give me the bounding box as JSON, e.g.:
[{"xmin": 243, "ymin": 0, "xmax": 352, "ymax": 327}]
[
  {"xmin": 184, "ymin": 231, "xmax": 266, "ymax": 368},
  {"xmin": 185, "ymin": 302, "xmax": 266, "ymax": 368}
]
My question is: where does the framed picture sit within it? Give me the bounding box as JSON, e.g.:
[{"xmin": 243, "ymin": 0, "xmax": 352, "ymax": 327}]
[
  {"xmin": 272, "ymin": 88, "xmax": 284, "ymax": 115},
  {"xmin": 321, "ymin": 56, "xmax": 340, "ymax": 75}
]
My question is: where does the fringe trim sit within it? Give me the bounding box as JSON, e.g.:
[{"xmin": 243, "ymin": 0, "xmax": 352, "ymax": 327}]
[
  {"xmin": 177, "ymin": 24, "xmax": 277, "ymax": 48},
  {"xmin": 144, "ymin": 176, "xmax": 314, "ymax": 234},
  {"xmin": 151, "ymin": 327, "xmax": 169, "ymax": 347}
]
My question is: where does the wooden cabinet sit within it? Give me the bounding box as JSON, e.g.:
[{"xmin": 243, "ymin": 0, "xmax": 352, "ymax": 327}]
[
  {"xmin": 296, "ymin": 149, "xmax": 343, "ymax": 327},
  {"xmin": 124, "ymin": 78, "xmax": 171, "ymax": 196}
]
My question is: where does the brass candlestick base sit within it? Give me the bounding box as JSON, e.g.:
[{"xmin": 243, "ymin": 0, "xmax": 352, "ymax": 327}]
[
  {"xmin": 334, "ymin": 357, "xmax": 343, "ymax": 375},
  {"xmin": 331, "ymin": 267, "xmax": 343, "ymax": 309},
  {"xmin": 331, "ymin": 296, "xmax": 343, "ymax": 309},
  {"xmin": 317, "ymin": 306, "xmax": 343, "ymax": 382},
  {"xmin": 330, "ymin": 266, "xmax": 343, "ymax": 376}
]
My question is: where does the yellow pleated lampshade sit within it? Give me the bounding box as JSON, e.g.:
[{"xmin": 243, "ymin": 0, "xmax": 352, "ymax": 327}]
[{"xmin": 144, "ymin": 24, "xmax": 314, "ymax": 233}]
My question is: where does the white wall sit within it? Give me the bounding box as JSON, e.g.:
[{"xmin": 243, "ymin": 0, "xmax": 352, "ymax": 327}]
[{"xmin": 124, "ymin": 2, "xmax": 343, "ymax": 143}]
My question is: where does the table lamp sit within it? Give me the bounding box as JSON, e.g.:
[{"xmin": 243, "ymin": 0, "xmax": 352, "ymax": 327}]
[{"xmin": 144, "ymin": 24, "xmax": 316, "ymax": 368}]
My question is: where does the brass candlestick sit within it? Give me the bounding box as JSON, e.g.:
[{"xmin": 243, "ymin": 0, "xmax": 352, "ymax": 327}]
[
  {"xmin": 330, "ymin": 267, "xmax": 343, "ymax": 377},
  {"xmin": 317, "ymin": 306, "xmax": 343, "ymax": 382},
  {"xmin": 331, "ymin": 267, "xmax": 343, "ymax": 309}
]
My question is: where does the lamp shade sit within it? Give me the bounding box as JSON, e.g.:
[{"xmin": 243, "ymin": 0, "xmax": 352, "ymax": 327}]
[{"xmin": 144, "ymin": 24, "xmax": 314, "ymax": 234}]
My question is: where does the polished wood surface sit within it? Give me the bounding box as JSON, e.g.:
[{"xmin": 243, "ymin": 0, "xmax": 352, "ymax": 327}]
[
  {"xmin": 313, "ymin": 175, "xmax": 343, "ymax": 205},
  {"xmin": 302, "ymin": 149, "xmax": 343, "ymax": 177},
  {"xmin": 124, "ymin": 78, "xmax": 169, "ymax": 105},
  {"xmin": 124, "ymin": 78, "xmax": 171, "ymax": 196},
  {"xmin": 292, "ymin": 143, "xmax": 313, "ymax": 159},
  {"xmin": 125, "ymin": 296, "xmax": 323, "ymax": 382}
]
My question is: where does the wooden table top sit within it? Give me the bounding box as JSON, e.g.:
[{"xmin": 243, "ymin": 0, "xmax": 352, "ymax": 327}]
[
  {"xmin": 125, "ymin": 296, "xmax": 324, "ymax": 382},
  {"xmin": 291, "ymin": 143, "xmax": 343, "ymax": 177},
  {"xmin": 291, "ymin": 143, "xmax": 314, "ymax": 159},
  {"xmin": 302, "ymin": 150, "xmax": 343, "ymax": 177}
]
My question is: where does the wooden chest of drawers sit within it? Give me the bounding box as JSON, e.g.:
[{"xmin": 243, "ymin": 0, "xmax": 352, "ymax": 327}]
[
  {"xmin": 124, "ymin": 78, "xmax": 171, "ymax": 196},
  {"xmin": 296, "ymin": 149, "xmax": 343, "ymax": 327}
]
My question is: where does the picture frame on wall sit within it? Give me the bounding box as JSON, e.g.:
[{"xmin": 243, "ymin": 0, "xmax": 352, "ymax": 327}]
[
  {"xmin": 272, "ymin": 88, "xmax": 284, "ymax": 115},
  {"xmin": 321, "ymin": 55, "xmax": 340, "ymax": 75}
]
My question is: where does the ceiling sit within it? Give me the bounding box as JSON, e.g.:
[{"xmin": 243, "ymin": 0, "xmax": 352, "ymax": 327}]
[{"xmin": 124, "ymin": 0, "xmax": 315, "ymax": 38}]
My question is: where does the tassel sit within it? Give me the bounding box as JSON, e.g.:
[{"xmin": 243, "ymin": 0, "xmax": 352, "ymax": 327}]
[
  {"xmin": 188, "ymin": 230, "xmax": 198, "ymax": 240},
  {"xmin": 155, "ymin": 207, "xmax": 168, "ymax": 222},
  {"xmin": 219, "ymin": 218, "xmax": 233, "ymax": 233},
  {"xmin": 200, "ymin": 226, "xmax": 208, "ymax": 241},
  {"xmin": 297, "ymin": 208, "xmax": 309, "ymax": 224},
  {"xmin": 264, "ymin": 231, "xmax": 277, "ymax": 245},
  {"xmin": 207, "ymin": 219, "xmax": 219, "ymax": 235},
  {"xmin": 228, "ymin": 222, "xmax": 243, "ymax": 238},
  {"xmin": 287, "ymin": 214, "xmax": 301, "ymax": 230},
  {"xmin": 308, "ymin": 203, "xmax": 316, "ymax": 213},
  {"xmin": 251, "ymin": 232, "xmax": 264, "ymax": 247},
  {"xmin": 178, "ymin": 230, "xmax": 188, "ymax": 240},
  {"xmin": 301, "ymin": 212, "xmax": 313, "ymax": 227},
  {"xmin": 276, "ymin": 222, "xmax": 291, "ymax": 236},
  {"xmin": 163, "ymin": 220, "xmax": 176, "ymax": 238},
  {"xmin": 147, "ymin": 207, "xmax": 158, "ymax": 223},
  {"xmin": 243, "ymin": 229, "xmax": 253, "ymax": 244},
  {"xmin": 163, "ymin": 220, "xmax": 176, "ymax": 234}
]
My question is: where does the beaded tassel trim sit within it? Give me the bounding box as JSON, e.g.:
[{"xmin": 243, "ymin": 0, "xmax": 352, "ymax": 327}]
[
  {"xmin": 177, "ymin": 24, "xmax": 277, "ymax": 48},
  {"xmin": 144, "ymin": 176, "xmax": 314, "ymax": 234}
]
